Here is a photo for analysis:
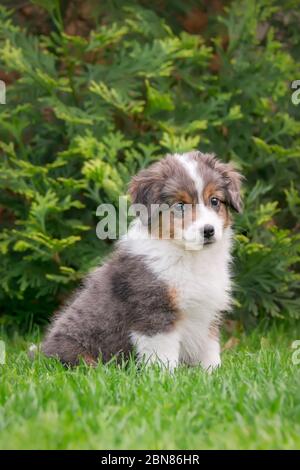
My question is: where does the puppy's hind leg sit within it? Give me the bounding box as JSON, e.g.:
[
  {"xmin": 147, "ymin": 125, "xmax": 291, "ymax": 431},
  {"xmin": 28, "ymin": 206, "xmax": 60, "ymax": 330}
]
[
  {"xmin": 42, "ymin": 333, "xmax": 96, "ymax": 367},
  {"xmin": 130, "ymin": 329, "xmax": 180, "ymax": 372}
]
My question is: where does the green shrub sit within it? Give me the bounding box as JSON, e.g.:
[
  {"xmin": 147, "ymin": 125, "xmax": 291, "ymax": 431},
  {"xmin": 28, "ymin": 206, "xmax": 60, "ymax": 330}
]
[{"xmin": 0, "ymin": 0, "xmax": 299, "ymax": 328}]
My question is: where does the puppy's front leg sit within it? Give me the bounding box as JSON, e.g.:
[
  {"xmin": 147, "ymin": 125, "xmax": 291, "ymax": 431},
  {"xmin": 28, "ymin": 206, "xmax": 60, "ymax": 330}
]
[
  {"xmin": 200, "ymin": 336, "xmax": 221, "ymax": 373},
  {"xmin": 130, "ymin": 329, "xmax": 180, "ymax": 371}
]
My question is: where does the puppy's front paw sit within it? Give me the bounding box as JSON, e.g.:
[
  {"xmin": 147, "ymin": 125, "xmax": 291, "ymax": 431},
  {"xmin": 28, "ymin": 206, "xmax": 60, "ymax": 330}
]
[
  {"xmin": 201, "ymin": 355, "xmax": 221, "ymax": 373},
  {"xmin": 144, "ymin": 355, "xmax": 179, "ymax": 373}
]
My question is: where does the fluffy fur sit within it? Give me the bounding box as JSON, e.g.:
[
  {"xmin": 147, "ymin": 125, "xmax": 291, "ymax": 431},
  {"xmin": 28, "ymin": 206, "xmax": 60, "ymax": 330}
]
[{"xmin": 42, "ymin": 151, "xmax": 243, "ymax": 371}]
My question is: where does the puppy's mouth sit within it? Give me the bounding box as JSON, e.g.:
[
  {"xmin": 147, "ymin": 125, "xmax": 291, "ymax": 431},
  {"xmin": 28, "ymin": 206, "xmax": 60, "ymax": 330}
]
[{"xmin": 203, "ymin": 238, "xmax": 216, "ymax": 246}]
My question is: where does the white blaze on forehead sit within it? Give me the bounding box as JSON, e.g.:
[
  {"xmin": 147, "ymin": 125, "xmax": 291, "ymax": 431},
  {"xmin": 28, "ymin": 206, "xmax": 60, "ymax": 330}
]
[{"xmin": 174, "ymin": 153, "xmax": 203, "ymax": 200}]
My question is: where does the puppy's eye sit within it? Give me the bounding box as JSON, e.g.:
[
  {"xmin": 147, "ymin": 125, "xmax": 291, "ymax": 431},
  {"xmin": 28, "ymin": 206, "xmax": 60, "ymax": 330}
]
[
  {"xmin": 210, "ymin": 197, "xmax": 220, "ymax": 208},
  {"xmin": 174, "ymin": 202, "xmax": 185, "ymax": 212}
]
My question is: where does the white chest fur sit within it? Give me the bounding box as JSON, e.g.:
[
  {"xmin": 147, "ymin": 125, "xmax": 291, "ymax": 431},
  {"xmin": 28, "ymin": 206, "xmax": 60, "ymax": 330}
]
[
  {"xmin": 124, "ymin": 225, "xmax": 233, "ymax": 368},
  {"xmin": 124, "ymin": 225, "xmax": 232, "ymax": 314}
]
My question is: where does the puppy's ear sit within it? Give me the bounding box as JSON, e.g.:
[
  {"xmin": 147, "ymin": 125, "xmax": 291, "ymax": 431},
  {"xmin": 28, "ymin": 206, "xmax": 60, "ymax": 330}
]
[
  {"xmin": 128, "ymin": 163, "xmax": 163, "ymax": 206},
  {"xmin": 194, "ymin": 152, "xmax": 243, "ymax": 213},
  {"xmin": 128, "ymin": 164, "xmax": 164, "ymax": 225},
  {"xmin": 214, "ymin": 159, "xmax": 244, "ymax": 212},
  {"xmin": 129, "ymin": 170, "xmax": 151, "ymax": 207},
  {"xmin": 217, "ymin": 162, "xmax": 243, "ymax": 213}
]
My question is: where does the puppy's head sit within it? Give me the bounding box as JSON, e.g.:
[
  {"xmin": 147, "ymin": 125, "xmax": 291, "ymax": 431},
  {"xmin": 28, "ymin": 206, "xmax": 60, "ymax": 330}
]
[{"xmin": 129, "ymin": 152, "xmax": 243, "ymax": 249}]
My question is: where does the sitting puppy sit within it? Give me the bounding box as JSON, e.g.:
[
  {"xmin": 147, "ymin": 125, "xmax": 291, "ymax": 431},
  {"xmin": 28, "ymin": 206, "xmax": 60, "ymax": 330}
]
[{"xmin": 42, "ymin": 151, "xmax": 242, "ymax": 371}]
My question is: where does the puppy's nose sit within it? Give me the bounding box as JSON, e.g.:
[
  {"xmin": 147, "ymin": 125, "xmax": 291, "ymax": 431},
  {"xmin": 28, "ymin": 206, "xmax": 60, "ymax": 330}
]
[{"xmin": 203, "ymin": 224, "xmax": 215, "ymax": 239}]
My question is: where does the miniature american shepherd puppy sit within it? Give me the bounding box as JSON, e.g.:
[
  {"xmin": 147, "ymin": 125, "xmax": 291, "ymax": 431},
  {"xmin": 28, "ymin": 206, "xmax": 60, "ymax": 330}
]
[{"xmin": 42, "ymin": 151, "xmax": 243, "ymax": 371}]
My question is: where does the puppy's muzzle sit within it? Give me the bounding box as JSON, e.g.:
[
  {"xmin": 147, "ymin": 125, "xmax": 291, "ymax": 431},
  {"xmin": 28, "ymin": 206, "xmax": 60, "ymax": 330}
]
[{"xmin": 203, "ymin": 224, "xmax": 215, "ymax": 244}]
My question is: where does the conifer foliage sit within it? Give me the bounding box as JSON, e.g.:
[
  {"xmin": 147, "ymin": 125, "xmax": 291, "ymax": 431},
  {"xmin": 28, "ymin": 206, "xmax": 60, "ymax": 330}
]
[{"xmin": 0, "ymin": 1, "xmax": 299, "ymax": 327}]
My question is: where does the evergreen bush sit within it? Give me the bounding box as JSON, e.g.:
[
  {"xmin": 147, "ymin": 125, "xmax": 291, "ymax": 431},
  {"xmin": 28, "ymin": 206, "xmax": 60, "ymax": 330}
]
[{"xmin": 0, "ymin": 0, "xmax": 299, "ymax": 328}]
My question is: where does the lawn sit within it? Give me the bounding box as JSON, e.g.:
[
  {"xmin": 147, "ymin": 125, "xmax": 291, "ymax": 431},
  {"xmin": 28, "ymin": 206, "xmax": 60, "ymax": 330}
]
[{"xmin": 0, "ymin": 322, "xmax": 300, "ymax": 450}]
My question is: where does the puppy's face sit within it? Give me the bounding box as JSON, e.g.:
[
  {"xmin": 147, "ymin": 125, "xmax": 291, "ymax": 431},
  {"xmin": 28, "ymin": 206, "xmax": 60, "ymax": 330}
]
[{"xmin": 129, "ymin": 152, "xmax": 243, "ymax": 249}]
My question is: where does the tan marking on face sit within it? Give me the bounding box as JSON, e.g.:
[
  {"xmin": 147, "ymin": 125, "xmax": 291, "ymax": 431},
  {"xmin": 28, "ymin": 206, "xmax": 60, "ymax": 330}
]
[
  {"xmin": 203, "ymin": 181, "xmax": 231, "ymax": 228},
  {"xmin": 170, "ymin": 204, "xmax": 198, "ymax": 239},
  {"xmin": 150, "ymin": 202, "xmax": 196, "ymax": 240},
  {"xmin": 203, "ymin": 181, "xmax": 223, "ymax": 205},
  {"xmin": 219, "ymin": 202, "xmax": 231, "ymax": 228},
  {"xmin": 175, "ymin": 190, "xmax": 197, "ymax": 205}
]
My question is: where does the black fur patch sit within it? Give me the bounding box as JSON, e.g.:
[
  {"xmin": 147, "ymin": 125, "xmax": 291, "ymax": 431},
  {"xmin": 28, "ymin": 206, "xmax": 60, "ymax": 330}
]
[{"xmin": 42, "ymin": 250, "xmax": 180, "ymax": 365}]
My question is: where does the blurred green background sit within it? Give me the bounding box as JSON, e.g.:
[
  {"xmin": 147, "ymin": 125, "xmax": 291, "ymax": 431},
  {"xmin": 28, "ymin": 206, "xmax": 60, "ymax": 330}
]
[{"xmin": 0, "ymin": 0, "xmax": 299, "ymax": 330}]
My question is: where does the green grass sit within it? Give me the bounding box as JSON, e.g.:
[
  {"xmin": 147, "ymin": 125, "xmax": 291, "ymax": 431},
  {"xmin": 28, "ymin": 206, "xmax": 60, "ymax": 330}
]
[{"xmin": 0, "ymin": 323, "xmax": 300, "ymax": 450}]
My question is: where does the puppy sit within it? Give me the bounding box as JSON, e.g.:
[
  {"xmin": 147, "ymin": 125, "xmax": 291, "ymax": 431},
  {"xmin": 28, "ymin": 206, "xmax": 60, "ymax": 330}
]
[{"xmin": 42, "ymin": 151, "xmax": 242, "ymax": 371}]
